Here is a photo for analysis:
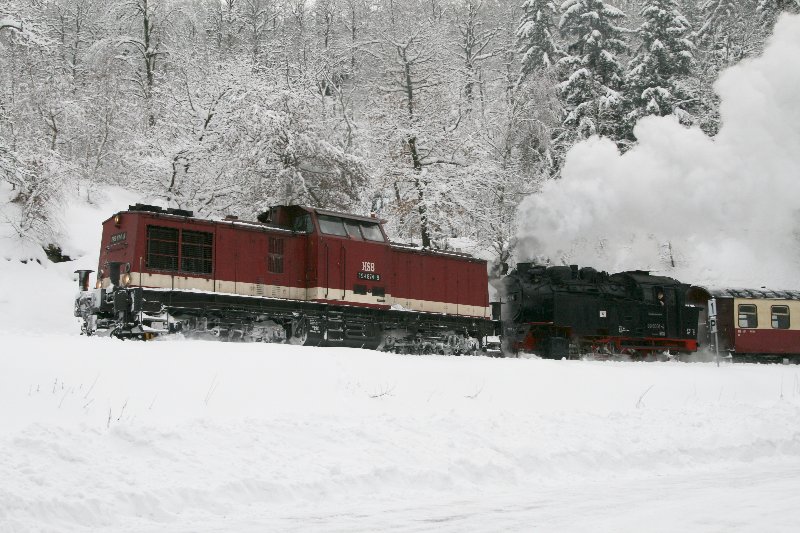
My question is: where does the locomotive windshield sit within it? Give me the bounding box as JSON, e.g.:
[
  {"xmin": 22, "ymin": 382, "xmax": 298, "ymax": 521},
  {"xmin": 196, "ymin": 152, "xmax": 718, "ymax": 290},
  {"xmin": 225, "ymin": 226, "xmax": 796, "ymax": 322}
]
[
  {"xmin": 318, "ymin": 214, "xmax": 385, "ymax": 242},
  {"xmin": 318, "ymin": 215, "xmax": 347, "ymax": 236},
  {"xmin": 360, "ymin": 223, "xmax": 384, "ymax": 242}
]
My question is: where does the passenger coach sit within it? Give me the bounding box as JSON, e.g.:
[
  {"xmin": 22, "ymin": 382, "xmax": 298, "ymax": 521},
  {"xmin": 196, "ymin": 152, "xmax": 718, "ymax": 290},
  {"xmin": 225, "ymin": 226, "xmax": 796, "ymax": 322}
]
[{"xmin": 688, "ymin": 287, "xmax": 800, "ymax": 360}]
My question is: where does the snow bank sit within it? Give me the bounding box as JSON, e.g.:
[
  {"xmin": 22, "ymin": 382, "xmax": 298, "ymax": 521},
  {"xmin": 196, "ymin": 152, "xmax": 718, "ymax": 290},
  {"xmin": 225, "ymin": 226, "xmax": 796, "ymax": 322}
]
[
  {"xmin": 0, "ymin": 183, "xmax": 143, "ymax": 335},
  {"xmin": 1, "ymin": 336, "xmax": 800, "ymax": 531},
  {"xmin": 516, "ymin": 14, "xmax": 800, "ymax": 288}
]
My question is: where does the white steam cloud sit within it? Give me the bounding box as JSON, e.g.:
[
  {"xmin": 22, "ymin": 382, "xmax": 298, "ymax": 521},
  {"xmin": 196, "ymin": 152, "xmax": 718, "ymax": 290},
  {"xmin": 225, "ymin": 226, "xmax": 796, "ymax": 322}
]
[{"xmin": 517, "ymin": 14, "xmax": 800, "ymax": 288}]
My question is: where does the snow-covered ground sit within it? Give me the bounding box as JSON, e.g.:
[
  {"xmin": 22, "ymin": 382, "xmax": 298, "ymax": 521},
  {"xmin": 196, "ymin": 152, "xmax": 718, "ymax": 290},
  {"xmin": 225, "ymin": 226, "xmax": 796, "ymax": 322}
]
[
  {"xmin": 1, "ymin": 254, "xmax": 800, "ymax": 531},
  {"xmin": 2, "ymin": 333, "xmax": 800, "ymax": 532}
]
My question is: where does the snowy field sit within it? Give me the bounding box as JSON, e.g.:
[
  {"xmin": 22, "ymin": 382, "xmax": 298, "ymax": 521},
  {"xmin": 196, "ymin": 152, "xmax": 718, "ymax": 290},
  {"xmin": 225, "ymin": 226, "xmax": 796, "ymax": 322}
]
[{"xmin": 1, "ymin": 260, "xmax": 800, "ymax": 532}]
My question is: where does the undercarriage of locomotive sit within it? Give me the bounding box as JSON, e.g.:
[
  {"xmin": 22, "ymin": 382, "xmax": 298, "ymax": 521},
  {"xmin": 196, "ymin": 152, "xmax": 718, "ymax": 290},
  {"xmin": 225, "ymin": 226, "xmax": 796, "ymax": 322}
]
[
  {"xmin": 75, "ymin": 286, "xmax": 493, "ymax": 356},
  {"xmin": 506, "ymin": 323, "xmax": 697, "ymax": 360}
]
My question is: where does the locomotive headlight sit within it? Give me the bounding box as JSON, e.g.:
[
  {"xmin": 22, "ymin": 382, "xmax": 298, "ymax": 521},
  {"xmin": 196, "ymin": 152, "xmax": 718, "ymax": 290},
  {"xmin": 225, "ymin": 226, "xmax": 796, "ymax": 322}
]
[
  {"xmin": 120, "ymin": 272, "xmax": 131, "ymax": 286},
  {"xmin": 95, "ymin": 280, "xmax": 102, "ymax": 289}
]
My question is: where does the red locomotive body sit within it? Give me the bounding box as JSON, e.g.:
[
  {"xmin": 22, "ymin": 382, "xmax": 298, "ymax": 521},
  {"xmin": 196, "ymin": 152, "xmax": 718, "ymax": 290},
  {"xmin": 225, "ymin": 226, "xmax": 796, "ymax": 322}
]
[{"xmin": 79, "ymin": 204, "xmax": 493, "ymax": 352}]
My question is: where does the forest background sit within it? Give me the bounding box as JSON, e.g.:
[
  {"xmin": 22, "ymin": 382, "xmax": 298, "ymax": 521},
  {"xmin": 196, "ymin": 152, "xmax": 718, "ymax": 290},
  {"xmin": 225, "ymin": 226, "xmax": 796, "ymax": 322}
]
[{"xmin": 2, "ymin": 0, "xmax": 798, "ymax": 266}]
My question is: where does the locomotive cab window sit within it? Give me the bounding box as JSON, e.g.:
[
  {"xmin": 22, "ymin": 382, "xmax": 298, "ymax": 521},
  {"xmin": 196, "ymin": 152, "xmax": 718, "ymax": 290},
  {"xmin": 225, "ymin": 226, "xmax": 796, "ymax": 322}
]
[
  {"xmin": 291, "ymin": 213, "xmax": 313, "ymax": 233},
  {"xmin": 738, "ymin": 304, "xmax": 758, "ymax": 328},
  {"xmin": 771, "ymin": 305, "xmax": 790, "ymax": 329},
  {"xmin": 344, "ymin": 220, "xmax": 364, "ymax": 240},
  {"xmin": 360, "ymin": 222, "xmax": 385, "ymax": 242},
  {"xmin": 318, "ymin": 215, "xmax": 347, "ymax": 236}
]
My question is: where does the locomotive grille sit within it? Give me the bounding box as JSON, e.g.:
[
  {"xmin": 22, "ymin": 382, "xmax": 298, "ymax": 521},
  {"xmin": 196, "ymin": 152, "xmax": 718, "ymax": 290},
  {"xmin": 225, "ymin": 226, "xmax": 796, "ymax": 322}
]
[
  {"xmin": 181, "ymin": 230, "xmax": 213, "ymax": 274},
  {"xmin": 146, "ymin": 226, "xmax": 179, "ymax": 271},
  {"xmin": 268, "ymin": 237, "xmax": 284, "ymax": 274}
]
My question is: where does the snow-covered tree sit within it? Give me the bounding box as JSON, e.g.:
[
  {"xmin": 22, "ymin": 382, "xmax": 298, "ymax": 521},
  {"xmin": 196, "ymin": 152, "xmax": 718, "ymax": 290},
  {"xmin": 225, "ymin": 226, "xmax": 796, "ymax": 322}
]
[
  {"xmin": 623, "ymin": 0, "xmax": 695, "ymax": 138},
  {"xmin": 557, "ymin": 0, "xmax": 628, "ymax": 142},
  {"xmin": 516, "ymin": 0, "xmax": 561, "ymax": 76},
  {"xmin": 454, "ymin": 0, "xmax": 499, "ymax": 106},
  {"xmin": 696, "ymin": 0, "xmax": 761, "ymax": 67},
  {"xmin": 0, "ymin": 0, "xmax": 787, "ymax": 255},
  {"xmin": 757, "ymin": 0, "xmax": 800, "ymax": 25}
]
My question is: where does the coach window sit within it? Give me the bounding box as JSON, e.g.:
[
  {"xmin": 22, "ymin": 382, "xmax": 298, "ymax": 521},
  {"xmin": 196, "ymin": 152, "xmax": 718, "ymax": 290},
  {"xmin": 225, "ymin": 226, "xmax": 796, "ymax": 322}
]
[
  {"xmin": 738, "ymin": 304, "xmax": 758, "ymax": 328},
  {"xmin": 771, "ymin": 305, "xmax": 790, "ymax": 329},
  {"xmin": 360, "ymin": 222, "xmax": 385, "ymax": 242},
  {"xmin": 344, "ymin": 220, "xmax": 364, "ymax": 240},
  {"xmin": 147, "ymin": 226, "xmax": 179, "ymax": 271},
  {"xmin": 318, "ymin": 215, "xmax": 347, "ymax": 236},
  {"xmin": 353, "ymin": 284, "xmax": 367, "ymax": 295}
]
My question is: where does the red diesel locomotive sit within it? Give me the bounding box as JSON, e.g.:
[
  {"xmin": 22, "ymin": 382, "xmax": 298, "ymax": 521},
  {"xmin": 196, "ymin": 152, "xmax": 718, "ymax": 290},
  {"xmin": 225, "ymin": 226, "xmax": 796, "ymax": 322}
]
[{"xmin": 74, "ymin": 204, "xmax": 494, "ymax": 353}]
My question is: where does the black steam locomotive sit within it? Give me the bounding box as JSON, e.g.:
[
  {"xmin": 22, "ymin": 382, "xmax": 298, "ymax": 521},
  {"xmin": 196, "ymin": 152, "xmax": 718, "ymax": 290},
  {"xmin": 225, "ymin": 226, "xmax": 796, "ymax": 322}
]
[{"xmin": 495, "ymin": 264, "xmax": 700, "ymax": 359}]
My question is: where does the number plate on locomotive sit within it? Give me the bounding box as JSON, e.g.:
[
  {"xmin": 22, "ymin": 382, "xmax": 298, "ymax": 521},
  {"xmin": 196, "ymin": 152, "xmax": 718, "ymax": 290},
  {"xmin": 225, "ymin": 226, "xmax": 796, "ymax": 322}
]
[{"xmin": 358, "ymin": 272, "xmax": 381, "ymax": 281}]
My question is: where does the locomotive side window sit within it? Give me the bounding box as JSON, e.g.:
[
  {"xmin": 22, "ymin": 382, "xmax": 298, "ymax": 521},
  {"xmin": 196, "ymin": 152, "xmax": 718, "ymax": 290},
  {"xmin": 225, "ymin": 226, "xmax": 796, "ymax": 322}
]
[
  {"xmin": 353, "ymin": 284, "xmax": 367, "ymax": 295},
  {"xmin": 147, "ymin": 226, "xmax": 179, "ymax": 271},
  {"xmin": 372, "ymin": 286, "xmax": 386, "ymax": 297},
  {"xmin": 268, "ymin": 237, "xmax": 284, "ymax": 274},
  {"xmin": 318, "ymin": 215, "xmax": 347, "ymax": 236},
  {"xmin": 291, "ymin": 214, "xmax": 313, "ymax": 233},
  {"xmin": 771, "ymin": 305, "xmax": 790, "ymax": 329},
  {"xmin": 738, "ymin": 304, "xmax": 758, "ymax": 328},
  {"xmin": 181, "ymin": 230, "xmax": 213, "ymax": 274},
  {"xmin": 360, "ymin": 222, "xmax": 385, "ymax": 242}
]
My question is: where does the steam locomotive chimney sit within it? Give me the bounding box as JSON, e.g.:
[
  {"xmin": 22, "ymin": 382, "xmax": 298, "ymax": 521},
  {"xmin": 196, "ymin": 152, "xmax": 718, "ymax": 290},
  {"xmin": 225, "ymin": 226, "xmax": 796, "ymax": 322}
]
[
  {"xmin": 570, "ymin": 264, "xmax": 579, "ymax": 279},
  {"xmin": 74, "ymin": 269, "xmax": 94, "ymax": 291}
]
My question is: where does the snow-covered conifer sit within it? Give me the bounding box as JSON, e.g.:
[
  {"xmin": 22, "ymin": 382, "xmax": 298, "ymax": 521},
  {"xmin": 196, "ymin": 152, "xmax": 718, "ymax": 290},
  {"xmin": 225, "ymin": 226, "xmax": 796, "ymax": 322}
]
[
  {"xmin": 757, "ymin": 0, "xmax": 800, "ymax": 25},
  {"xmin": 556, "ymin": 0, "xmax": 628, "ymax": 142},
  {"xmin": 516, "ymin": 0, "xmax": 562, "ymax": 76},
  {"xmin": 623, "ymin": 0, "xmax": 695, "ymax": 138}
]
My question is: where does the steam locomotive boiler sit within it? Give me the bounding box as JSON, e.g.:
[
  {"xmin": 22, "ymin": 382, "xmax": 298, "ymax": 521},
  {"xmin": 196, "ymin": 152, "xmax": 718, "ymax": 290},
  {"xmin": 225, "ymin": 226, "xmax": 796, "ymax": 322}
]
[{"xmin": 496, "ymin": 264, "xmax": 700, "ymax": 358}]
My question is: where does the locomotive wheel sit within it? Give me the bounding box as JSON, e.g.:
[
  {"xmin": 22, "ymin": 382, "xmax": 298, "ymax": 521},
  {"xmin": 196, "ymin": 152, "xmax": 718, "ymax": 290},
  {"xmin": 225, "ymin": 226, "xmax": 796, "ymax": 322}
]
[{"xmin": 289, "ymin": 318, "xmax": 309, "ymax": 346}]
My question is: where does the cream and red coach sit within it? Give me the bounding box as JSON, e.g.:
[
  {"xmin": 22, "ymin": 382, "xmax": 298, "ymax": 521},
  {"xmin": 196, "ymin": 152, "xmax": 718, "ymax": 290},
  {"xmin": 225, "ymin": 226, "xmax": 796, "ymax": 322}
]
[
  {"xmin": 75, "ymin": 204, "xmax": 494, "ymax": 352},
  {"xmin": 688, "ymin": 287, "xmax": 800, "ymax": 361}
]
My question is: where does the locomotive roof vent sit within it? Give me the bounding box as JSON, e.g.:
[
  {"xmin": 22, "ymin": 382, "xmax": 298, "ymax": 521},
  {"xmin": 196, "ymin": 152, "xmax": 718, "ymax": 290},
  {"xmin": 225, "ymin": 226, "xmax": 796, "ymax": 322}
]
[
  {"xmin": 128, "ymin": 203, "xmax": 163, "ymax": 214},
  {"xmin": 166, "ymin": 207, "xmax": 193, "ymax": 217},
  {"xmin": 224, "ymin": 215, "xmax": 239, "ymax": 221}
]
